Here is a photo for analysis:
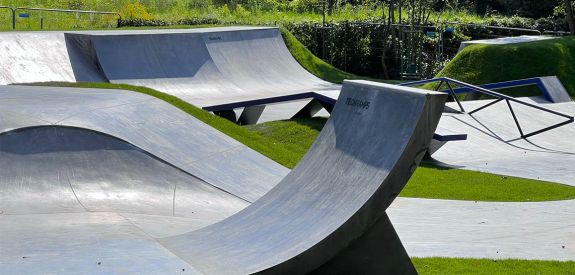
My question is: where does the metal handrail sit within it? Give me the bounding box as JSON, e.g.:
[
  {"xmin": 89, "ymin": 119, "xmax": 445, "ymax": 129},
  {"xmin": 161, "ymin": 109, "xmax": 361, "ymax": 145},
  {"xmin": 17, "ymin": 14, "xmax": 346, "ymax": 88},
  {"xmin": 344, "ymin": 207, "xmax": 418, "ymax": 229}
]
[
  {"xmin": 400, "ymin": 77, "xmax": 574, "ymax": 139},
  {"xmin": 0, "ymin": 6, "xmax": 121, "ymax": 29},
  {"xmin": 443, "ymin": 21, "xmax": 542, "ymax": 36}
]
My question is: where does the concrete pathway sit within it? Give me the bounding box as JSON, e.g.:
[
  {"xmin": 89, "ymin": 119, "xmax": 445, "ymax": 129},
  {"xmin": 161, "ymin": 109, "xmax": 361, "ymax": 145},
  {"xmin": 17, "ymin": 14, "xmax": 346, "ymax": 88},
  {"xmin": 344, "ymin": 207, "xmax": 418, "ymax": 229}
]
[
  {"xmin": 389, "ymin": 197, "xmax": 575, "ymax": 261},
  {"xmin": 433, "ymin": 98, "xmax": 575, "ymax": 186}
]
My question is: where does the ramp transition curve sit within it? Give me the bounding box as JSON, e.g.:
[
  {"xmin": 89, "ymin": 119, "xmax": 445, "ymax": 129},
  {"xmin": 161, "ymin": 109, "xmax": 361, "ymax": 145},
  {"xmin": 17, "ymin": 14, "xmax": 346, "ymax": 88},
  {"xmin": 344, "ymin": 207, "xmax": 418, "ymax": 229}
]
[
  {"xmin": 0, "ymin": 27, "xmax": 340, "ymax": 109},
  {"xmin": 0, "ymin": 81, "xmax": 446, "ymax": 273}
]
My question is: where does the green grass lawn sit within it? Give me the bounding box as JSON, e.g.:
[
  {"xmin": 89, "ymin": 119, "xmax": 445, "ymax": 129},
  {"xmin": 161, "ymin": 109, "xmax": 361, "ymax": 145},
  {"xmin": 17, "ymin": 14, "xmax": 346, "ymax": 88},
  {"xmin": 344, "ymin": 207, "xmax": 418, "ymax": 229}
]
[
  {"xmin": 413, "ymin": 258, "xmax": 575, "ymax": 275},
  {"xmin": 281, "ymin": 28, "xmax": 357, "ymax": 84},
  {"xmin": 281, "ymin": 28, "xmax": 404, "ymax": 85},
  {"xmin": 437, "ymin": 37, "xmax": 575, "ymax": 99},
  {"xmin": 245, "ymin": 117, "xmax": 575, "ymax": 202},
  {"xmin": 0, "ymin": 1, "xmax": 490, "ymax": 31},
  {"xmin": 405, "ymin": 163, "xmax": 575, "ymax": 202}
]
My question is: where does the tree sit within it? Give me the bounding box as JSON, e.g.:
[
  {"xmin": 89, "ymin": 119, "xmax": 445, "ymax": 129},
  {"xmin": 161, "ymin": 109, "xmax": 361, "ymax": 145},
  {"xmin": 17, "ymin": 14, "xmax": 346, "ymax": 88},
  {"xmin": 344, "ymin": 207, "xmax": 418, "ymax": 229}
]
[{"xmin": 565, "ymin": 0, "xmax": 575, "ymax": 35}]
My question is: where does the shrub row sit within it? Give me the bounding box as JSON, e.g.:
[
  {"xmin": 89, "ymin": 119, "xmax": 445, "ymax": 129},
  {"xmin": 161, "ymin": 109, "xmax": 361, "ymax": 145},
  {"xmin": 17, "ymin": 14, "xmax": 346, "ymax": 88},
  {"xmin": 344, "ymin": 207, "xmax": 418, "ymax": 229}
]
[{"xmin": 118, "ymin": 16, "xmax": 570, "ymax": 79}]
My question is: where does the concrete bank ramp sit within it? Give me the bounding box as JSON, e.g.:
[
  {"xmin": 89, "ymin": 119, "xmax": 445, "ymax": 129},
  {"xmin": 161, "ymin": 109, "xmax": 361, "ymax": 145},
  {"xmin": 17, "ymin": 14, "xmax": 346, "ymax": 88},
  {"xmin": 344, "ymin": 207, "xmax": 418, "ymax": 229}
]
[
  {"xmin": 0, "ymin": 27, "xmax": 340, "ymax": 110},
  {"xmin": 0, "ymin": 81, "xmax": 446, "ymax": 273},
  {"xmin": 0, "ymin": 85, "xmax": 288, "ymax": 202},
  {"xmin": 0, "ymin": 32, "xmax": 107, "ymax": 84}
]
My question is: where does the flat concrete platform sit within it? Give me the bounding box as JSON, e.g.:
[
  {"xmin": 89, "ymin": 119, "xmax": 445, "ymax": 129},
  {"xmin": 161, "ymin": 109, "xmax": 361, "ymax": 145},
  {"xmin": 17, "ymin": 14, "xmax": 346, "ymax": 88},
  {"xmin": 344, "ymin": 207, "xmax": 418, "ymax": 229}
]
[
  {"xmin": 390, "ymin": 197, "xmax": 575, "ymax": 261},
  {"xmin": 3, "ymin": 197, "xmax": 573, "ymax": 274},
  {"xmin": 458, "ymin": 35, "xmax": 557, "ymax": 52},
  {"xmin": 432, "ymin": 98, "xmax": 575, "ymax": 186}
]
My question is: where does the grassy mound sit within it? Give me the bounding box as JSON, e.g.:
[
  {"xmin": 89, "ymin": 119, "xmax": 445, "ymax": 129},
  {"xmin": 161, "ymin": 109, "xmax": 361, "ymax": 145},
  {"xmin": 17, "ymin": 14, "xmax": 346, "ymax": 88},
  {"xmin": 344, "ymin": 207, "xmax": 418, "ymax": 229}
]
[
  {"xmin": 281, "ymin": 28, "xmax": 401, "ymax": 84},
  {"xmin": 280, "ymin": 28, "xmax": 356, "ymax": 83},
  {"xmin": 437, "ymin": 37, "xmax": 575, "ymax": 98}
]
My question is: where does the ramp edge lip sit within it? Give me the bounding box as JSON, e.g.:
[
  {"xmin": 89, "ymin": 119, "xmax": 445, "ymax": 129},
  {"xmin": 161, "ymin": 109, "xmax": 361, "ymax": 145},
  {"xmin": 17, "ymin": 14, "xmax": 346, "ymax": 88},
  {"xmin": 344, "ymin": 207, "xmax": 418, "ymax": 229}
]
[{"xmin": 344, "ymin": 79, "xmax": 446, "ymax": 96}]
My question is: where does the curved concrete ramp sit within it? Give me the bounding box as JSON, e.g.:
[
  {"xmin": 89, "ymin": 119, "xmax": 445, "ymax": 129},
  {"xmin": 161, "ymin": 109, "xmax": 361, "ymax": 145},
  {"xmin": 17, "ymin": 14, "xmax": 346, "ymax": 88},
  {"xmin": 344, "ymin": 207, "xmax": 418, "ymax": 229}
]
[
  {"xmin": 0, "ymin": 32, "xmax": 106, "ymax": 84},
  {"xmin": 0, "ymin": 28, "xmax": 340, "ymax": 112},
  {"xmin": 160, "ymin": 81, "xmax": 447, "ymax": 274},
  {"xmin": 0, "ymin": 85, "xmax": 288, "ymax": 202},
  {"xmin": 0, "ymin": 126, "xmax": 244, "ymax": 274},
  {"xmin": 82, "ymin": 27, "xmax": 337, "ymax": 107},
  {"xmin": 0, "ymin": 126, "xmax": 247, "ymax": 218},
  {"xmin": 0, "ymin": 81, "xmax": 445, "ymax": 274},
  {"xmin": 0, "ymin": 32, "xmax": 78, "ymax": 84}
]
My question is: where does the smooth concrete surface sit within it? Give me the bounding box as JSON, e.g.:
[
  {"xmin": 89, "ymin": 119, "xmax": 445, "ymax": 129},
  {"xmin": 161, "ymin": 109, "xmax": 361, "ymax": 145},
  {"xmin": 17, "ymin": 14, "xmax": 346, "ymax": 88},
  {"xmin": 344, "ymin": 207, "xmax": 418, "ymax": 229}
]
[
  {"xmin": 0, "ymin": 32, "xmax": 77, "ymax": 84},
  {"xmin": 0, "ymin": 85, "xmax": 288, "ymax": 202},
  {"xmin": 458, "ymin": 35, "xmax": 557, "ymax": 52},
  {"xmin": 0, "ymin": 27, "xmax": 341, "ymax": 121},
  {"xmin": 158, "ymin": 81, "xmax": 446, "ymax": 274},
  {"xmin": 0, "ymin": 81, "xmax": 446, "ymax": 274},
  {"xmin": 0, "ymin": 126, "xmax": 245, "ymax": 274},
  {"xmin": 432, "ymin": 98, "xmax": 575, "ymax": 186},
  {"xmin": 0, "ymin": 126, "xmax": 247, "ymax": 217},
  {"xmin": 2, "ymin": 197, "xmax": 574, "ymax": 274},
  {"xmin": 389, "ymin": 198, "xmax": 575, "ymax": 261},
  {"xmin": 257, "ymin": 100, "xmax": 331, "ymax": 124},
  {"xmin": 540, "ymin": 76, "xmax": 573, "ymax": 103},
  {"xmin": 82, "ymin": 27, "xmax": 340, "ymax": 107}
]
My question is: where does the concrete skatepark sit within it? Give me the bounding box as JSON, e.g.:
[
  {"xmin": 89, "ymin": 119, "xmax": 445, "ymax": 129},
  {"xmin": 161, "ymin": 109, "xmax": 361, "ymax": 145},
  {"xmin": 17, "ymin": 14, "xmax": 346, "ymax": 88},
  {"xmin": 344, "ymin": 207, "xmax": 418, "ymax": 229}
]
[
  {"xmin": 0, "ymin": 26, "xmax": 574, "ymax": 273},
  {"xmin": 1, "ymin": 82, "xmax": 446, "ymax": 273}
]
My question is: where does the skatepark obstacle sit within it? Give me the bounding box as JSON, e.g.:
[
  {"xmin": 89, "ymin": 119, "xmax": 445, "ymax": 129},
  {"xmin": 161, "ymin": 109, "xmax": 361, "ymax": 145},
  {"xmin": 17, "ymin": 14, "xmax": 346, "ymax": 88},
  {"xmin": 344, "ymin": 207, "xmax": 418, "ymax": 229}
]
[{"xmin": 0, "ymin": 80, "xmax": 446, "ymax": 274}]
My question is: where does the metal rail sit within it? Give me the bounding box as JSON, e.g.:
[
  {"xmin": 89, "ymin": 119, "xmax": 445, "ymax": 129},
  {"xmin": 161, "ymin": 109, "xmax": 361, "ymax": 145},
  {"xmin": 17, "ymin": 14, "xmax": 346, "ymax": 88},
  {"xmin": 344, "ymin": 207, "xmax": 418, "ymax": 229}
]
[
  {"xmin": 400, "ymin": 77, "xmax": 574, "ymax": 139},
  {"xmin": 0, "ymin": 6, "xmax": 120, "ymax": 29},
  {"xmin": 444, "ymin": 21, "xmax": 542, "ymax": 36}
]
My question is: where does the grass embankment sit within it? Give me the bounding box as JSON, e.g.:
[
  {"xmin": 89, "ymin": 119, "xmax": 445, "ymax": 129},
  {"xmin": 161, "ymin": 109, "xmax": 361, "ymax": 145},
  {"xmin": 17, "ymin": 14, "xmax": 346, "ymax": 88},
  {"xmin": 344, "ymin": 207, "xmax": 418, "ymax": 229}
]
[
  {"xmin": 413, "ymin": 258, "xmax": 575, "ymax": 275},
  {"xmin": 437, "ymin": 37, "xmax": 575, "ymax": 99},
  {"xmin": 280, "ymin": 28, "xmax": 356, "ymax": 83},
  {"xmin": 281, "ymin": 27, "xmax": 403, "ymax": 84},
  {"xmin": 245, "ymin": 118, "xmax": 575, "ymax": 202}
]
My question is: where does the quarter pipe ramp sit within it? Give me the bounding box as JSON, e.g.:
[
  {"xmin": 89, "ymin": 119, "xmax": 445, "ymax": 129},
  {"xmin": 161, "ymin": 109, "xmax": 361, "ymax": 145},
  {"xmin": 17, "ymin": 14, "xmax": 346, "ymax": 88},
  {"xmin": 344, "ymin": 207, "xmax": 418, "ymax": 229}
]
[{"xmin": 0, "ymin": 27, "xmax": 340, "ymax": 112}]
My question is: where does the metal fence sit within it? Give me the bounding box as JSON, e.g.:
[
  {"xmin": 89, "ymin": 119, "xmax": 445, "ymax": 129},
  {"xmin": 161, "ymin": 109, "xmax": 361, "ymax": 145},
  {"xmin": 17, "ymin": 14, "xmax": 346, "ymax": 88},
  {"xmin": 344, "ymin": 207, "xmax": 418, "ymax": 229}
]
[{"xmin": 0, "ymin": 6, "xmax": 120, "ymax": 30}]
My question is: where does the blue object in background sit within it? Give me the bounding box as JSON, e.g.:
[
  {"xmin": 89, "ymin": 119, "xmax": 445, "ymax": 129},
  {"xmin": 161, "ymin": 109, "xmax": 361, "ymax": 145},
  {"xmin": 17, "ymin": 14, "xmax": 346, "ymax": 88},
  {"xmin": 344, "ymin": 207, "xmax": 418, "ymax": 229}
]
[{"xmin": 19, "ymin": 13, "xmax": 30, "ymax": 18}]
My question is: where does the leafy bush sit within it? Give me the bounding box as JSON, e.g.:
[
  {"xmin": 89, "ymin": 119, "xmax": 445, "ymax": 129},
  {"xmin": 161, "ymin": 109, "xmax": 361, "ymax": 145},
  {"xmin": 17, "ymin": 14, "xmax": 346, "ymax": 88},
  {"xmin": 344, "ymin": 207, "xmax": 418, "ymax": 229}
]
[
  {"xmin": 67, "ymin": 0, "xmax": 85, "ymax": 10},
  {"xmin": 120, "ymin": 1, "xmax": 154, "ymax": 21}
]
